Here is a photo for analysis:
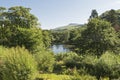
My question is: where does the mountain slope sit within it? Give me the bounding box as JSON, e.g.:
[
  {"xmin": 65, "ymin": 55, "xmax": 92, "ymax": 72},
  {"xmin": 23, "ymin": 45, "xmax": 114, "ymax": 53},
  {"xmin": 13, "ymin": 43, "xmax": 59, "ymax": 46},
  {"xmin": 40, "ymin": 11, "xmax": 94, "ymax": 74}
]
[{"xmin": 51, "ymin": 23, "xmax": 84, "ymax": 31}]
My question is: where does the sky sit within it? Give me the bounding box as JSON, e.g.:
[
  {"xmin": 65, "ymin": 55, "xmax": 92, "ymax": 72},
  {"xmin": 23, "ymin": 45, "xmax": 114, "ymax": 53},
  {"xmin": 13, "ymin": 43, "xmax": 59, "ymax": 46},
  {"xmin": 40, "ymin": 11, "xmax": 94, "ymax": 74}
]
[{"xmin": 0, "ymin": 0, "xmax": 120, "ymax": 29}]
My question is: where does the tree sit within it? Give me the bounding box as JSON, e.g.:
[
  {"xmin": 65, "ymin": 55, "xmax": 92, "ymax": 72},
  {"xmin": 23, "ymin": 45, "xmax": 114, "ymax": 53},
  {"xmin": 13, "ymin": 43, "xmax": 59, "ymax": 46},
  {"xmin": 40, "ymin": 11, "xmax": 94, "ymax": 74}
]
[
  {"xmin": 78, "ymin": 18, "xmax": 119, "ymax": 55},
  {"xmin": 7, "ymin": 6, "xmax": 38, "ymax": 28},
  {"xmin": 0, "ymin": 6, "xmax": 46, "ymax": 54},
  {"xmin": 100, "ymin": 9, "xmax": 118, "ymax": 26},
  {"xmin": 89, "ymin": 9, "xmax": 98, "ymax": 20},
  {"xmin": 69, "ymin": 26, "xmax": 86, "ymax": 45},
  {"xmin": 0, "ymin": 6, "xmax": 39, "ymax": 28},
  {"xmin": 34, "ymin": 50, "xmax": 55, "ymax": 73},
  {"xmin": 0, "ymin": 25, "xmax": 45, "ymax": 54}
]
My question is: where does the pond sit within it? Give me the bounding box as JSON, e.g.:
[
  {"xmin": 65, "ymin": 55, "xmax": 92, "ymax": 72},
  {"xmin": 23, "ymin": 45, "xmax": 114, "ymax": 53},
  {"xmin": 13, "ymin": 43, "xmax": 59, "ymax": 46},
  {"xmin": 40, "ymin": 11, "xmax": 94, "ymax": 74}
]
[{"xmin": 51, "ymin": 44, "xmax": 71, "ymax": 54}]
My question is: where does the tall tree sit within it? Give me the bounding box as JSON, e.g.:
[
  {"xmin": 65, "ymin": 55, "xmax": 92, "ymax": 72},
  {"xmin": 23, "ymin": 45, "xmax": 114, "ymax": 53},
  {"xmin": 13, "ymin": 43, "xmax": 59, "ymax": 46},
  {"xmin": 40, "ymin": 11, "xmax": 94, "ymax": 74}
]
[
  {"xmin": 89, "ymin": 9, "xmax": 98, "ymax": 20},
  {"xmin": 0, "ymin": 6, "xmax": 46, "ymax": 54},
  {"xmin": 78, "ymin": 19, "xmax": 119, "ymax": 56}
]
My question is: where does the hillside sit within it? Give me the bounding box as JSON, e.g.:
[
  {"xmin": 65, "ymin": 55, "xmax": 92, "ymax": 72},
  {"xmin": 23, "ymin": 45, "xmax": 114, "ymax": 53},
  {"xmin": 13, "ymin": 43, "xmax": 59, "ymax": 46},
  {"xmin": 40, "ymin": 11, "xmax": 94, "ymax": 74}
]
[{"xmin": 51, "ymin": 23, "xmax": 84, "ymax": 31}]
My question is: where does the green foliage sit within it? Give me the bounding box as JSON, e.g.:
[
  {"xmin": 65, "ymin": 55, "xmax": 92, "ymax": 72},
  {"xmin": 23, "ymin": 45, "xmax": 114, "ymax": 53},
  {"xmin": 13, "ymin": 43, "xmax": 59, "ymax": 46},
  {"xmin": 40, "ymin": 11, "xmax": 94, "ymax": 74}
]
[
  {"xmin": 54, "ymin": 51, "xmax": 120, "ymax": 79},
  {"xmin": 53, "ymin": 61, "xmax": 65, "ymax": 74},
  {"xmin": 63, "ymin": 67, "xmax": 79, "ymax": 75},
  {"xmin": 36, "ymin": 74, "xmax": 71, "ymax": 80},
  {"xmin": 1, "ymin": 6, "xmax": 120, "ymax": 80},
  {"xmin": 51, "ymin": 24, "xmax": 84, "ymax": 44},
  {"xmin": 42, "ymin": 30, "xmax": 52, "ymax": 48},
  {"xmin": 15, "ymin": 28, "xmax": 44, "ymax": 53},
  {"xmin": 100, "ymin": 9, "xmax": 119, "ymax": 26},
  {"xmin": 55, "ymin": 53, "xmax": 66, "ymax": 61},
  {"xmin": 0, "ymin": 26, "xmax": 45, "ymax": 54},
  {"xmin": 36, "ymin": 74, "xmax": 97, "ymax": 80},
  {"xmin": 63, "ymin": 52, "xmax": 81, "ymax": 68},
  {"xmin": 0, "ymin": 47, "xmax": 37, "ymax": 80},
  {"xmin": 0, "ymin": 6, "xmax": 47, "ymax": 54},
  {"xmin": 51, "ymin": 31, "xmax": 70, "ymax": 43},
  {"xmin": 54, "ymin": 52, "xmax": 83, "ymax": 75},
  {"xmin": 71, "ymin": 75, "xmax": 97, "ymax": 80},
  {"xmin": 77, "ymin": 55, "xmax": 98, "ymax": 75},
  {"xmin": 0, "ymin": 46, "xmax": 6, "ymax": 80},
  {"xmin": 89, "ymin": 9, "xmax": 98, "ymax": 20},
  {"xmin": 116, "ymin": 31, "xmax": 120, "ymax": 53},
  {"xmin": 94, "ymin": 51, "xmax": 120, "ymax": 79},
  {"xmin": 34, "ymin": 50, "xmax": 55, "ymax": 73},
  {"xmin": 0, "ymin": 6, "xmax": 38, "ymax": 28},
  {"xmin": 69, "ymin": 25, "xmax": 86, "ymax": 45},
  {"xmin": 78, "ymin": 18, "xmax": 119, "ymax": 55}
]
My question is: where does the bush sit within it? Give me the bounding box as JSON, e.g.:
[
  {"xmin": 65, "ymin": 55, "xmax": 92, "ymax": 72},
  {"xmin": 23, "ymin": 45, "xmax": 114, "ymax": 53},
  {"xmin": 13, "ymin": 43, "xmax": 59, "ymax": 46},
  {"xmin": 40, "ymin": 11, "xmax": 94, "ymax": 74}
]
[
  {"xmin": 54, "ymin": 52, "xmax": 83, "ymax": 74},
  {"xmin": 63, "ymin": 67, "xmax": 79, "ymax": 75},
  {"xmin": 34, "ymin": 50, "xmax": 55, "ymax": 73},
  {"xmin": 0, "ymin": 47, "xmax": 37, "ymax": 80},
  {"xmin": 55, "ymin": 53, "xmax": 67, "ymax": 61},
  {"xmin": 63, "ymin": 52, "xmax": 81, "ymax": 68},
  {"xmin": 53, "ymin": 61, "xmax": 66, "ymax": 74},
  {"xmin": 94, "ymin": 51, "xmax": 120, "ymax": 79},
  {"xmin": 81, "ymin": 55, "xmax": 98, "ymax": 75}
]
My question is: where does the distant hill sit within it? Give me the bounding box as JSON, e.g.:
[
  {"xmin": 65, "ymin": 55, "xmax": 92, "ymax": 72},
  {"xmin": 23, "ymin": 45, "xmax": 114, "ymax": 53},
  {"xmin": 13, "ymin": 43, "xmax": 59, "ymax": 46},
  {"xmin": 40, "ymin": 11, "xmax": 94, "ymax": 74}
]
[{"xmin": 51, "ymin": 23, "xmax": 84, "ymax": 31}]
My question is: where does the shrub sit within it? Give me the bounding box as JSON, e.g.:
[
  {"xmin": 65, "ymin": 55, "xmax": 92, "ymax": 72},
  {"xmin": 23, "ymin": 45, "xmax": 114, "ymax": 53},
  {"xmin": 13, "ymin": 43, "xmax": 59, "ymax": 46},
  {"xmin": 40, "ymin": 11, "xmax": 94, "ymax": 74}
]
[
  {"xmin": 81, "ymin": 55, "xmax": 98, "ymax": 75},
  {"xmin": 34, "ymin": 50, "xmax": 55, "ymax": 73},
  {"xmin": 94, "ymin": 51, "xmax": 120, "ymax": 79},
  {"xmin": 63, "ymin": 52, "xmax": 81, "ymax": 68},
  {"xmin": 63, "ymin": 67, "xmax": 79, "ymax": 75},
  {"xmin": 54, "ymin": 52, "xmax": 83, "ymax": 74},
  {"xmin": 53, "ymin": 61, "xmax": 66, "ymax": 74},
  {"xmin": 0, "ymin": 47, "xmax": 37, "ymax": 80},
  {"xmin": 55, "ymin": 53, "xmax": 67, "ymax": 61}
]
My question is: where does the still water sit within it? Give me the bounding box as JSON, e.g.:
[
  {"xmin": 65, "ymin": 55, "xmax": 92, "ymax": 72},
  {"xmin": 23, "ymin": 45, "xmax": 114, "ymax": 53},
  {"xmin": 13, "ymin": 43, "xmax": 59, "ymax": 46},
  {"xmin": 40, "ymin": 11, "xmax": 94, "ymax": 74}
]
[{"xmin": 51, "ymin": 44, "xmax": 70, "ymax": 54}]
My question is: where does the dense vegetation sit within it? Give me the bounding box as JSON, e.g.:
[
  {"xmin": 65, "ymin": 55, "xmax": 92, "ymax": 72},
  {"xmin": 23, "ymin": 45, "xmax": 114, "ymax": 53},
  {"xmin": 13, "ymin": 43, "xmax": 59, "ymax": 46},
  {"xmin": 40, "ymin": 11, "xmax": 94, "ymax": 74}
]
[{"xmin": 0, "ymin": 6, "xmax": 120, "ymax": 80}]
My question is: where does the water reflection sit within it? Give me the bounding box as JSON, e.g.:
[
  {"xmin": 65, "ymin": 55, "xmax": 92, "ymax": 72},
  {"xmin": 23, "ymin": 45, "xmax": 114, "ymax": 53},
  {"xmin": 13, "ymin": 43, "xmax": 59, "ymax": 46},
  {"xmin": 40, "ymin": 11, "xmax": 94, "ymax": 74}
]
[{"xmin": 51, "ymin": 44, "xmax": 70, "ymax": 54}]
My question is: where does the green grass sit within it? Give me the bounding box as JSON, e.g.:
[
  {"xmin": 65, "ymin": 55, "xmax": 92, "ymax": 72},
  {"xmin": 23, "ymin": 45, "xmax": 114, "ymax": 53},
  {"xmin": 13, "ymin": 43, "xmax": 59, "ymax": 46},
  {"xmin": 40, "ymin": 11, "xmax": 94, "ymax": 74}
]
[{"xmin": 36, "ymin": 74, "xmax": 97, "ymax": 80}]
